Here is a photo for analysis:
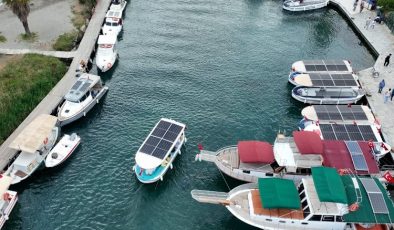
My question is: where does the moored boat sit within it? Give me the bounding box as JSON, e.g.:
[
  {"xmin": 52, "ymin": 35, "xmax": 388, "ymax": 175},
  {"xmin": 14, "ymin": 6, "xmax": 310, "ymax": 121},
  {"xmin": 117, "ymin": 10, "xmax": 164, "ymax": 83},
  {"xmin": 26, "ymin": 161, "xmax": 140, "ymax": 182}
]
[
  {"xmin": 283, "ymin": 0, "xmax": 329, "ymax": 11},
  {"xmin": 0, "ymin": 175, "xmax": 18, "ymax": 228},
  {"xmin": 288, "ymin": 72, "xmax": 359, "ymax": 87},
  {"xmin": 5, "ymin": 114, "xmax": 60, "ymax": 184},
  {"xmin": 196, "ymin": 131, "xmax": 382, "ymax": 183},
  {"xmin": 133, "ymin": 118, "xmax": 186, "ymax": 183},
  {"xmin": 192, "ymin": 167, "xmax": 394, "ymax": 230},
  {"xmin": 291, "ymin": 86, "xmax": 365, "ymax": 104},
  {"xmin": 291, "ymin": 60, "xmax": 353, "ymax": 74},
  {"xmin": 110, "ymin": 0, "xmax": 127, "ymax": 12},
  {"xmin": 95, "ymin": 35, "xmax": 118, "ymax": 72},
  {"xmin": 102, "ymin": 1, "xmax": 126, "ymax": 37},
  {"xmin": 45, "ymin": 133, "xmax": 81, "ymax": 168},
  {"xmin": 57, "ymin": 73, "xmax": 108, "ymax": 126}
]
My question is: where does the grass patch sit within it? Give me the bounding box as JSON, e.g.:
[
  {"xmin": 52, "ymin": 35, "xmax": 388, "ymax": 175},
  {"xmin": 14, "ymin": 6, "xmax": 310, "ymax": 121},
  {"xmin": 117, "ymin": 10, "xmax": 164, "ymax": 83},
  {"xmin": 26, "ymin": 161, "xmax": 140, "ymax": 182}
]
[
  {"xmin": 53, "ymin": 30, "xmax": 78, "ymax": 51},
  {"xmin": 71, "ymin": 3, "xmax": 86, "ymax": 30},
  {"xmin": 0, "ymin": 54, "xmax": 67, "ymax": 145},
  {"xmin": 0, "ymin": 33, "xmax": 6, "ymax": 43},
  {"xmin": 19, "ymin": 32, "xmax": 38, "ymax": 42}
]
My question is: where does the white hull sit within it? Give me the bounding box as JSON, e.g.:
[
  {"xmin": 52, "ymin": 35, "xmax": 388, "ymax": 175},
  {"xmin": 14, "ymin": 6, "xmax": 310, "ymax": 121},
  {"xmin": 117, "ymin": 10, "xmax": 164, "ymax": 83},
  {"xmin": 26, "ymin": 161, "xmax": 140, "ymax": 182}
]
[
  {"xmin": 96, "ymin": 52, "xmax": 117, "ymax": 72},
  {"xmin": 58, "ymin": 87, "xmax": 108, "ymax": 126},
  {"xmin": 45, "ymin": 133, "xmax": 81, "ymax": 167},
  {"xmin": 0, "ymin": 191, "xmax": 18, "ymax": 229},
  {"xmin": 283, "ymin": 0, "xmax": 328, "ymax": 11},
  {"xmin": 102, "ymin": 25, "xmax": 122, "ymax": 37},
  {"xmin": 292, "ymin": 86, "xmax": 365, "ymax": 105}
]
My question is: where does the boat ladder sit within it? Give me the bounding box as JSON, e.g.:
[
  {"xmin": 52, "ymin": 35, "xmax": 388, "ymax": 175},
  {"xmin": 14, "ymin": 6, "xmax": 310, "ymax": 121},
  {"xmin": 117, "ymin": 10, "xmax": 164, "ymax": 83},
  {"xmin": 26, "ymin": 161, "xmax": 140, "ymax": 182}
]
[{"xmin": 191, "ymin": 190, "xmax": 230, "ymax": 205}]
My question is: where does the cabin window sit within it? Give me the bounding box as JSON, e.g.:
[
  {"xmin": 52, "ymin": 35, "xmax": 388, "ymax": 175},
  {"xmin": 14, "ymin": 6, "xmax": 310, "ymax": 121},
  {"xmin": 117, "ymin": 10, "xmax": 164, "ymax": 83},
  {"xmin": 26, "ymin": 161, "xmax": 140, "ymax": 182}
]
[
  {"xmin": 301, "ymin": 222, "xmax": 308, "ymax": 225},
  {"xmin": 265, "ymin": 219, "xmax": 272, "ymax": 222},
  {"xmin": 265, "ymin": 172, "xmax": 273, "ymax": 177},
  {"xmin": 80, "ymin": 92, "xmax": 90, "ymax": 102},
  {"xmin": 302, "ymin": 206, "xmax": 310, "ymax": 216},
  {"xmin": 242, "ymin": 170, "xmax": 250, "ymax": 174},
  {"xmin": 298, "ymin": 183, "xmax": 305, "ymax": 193},
  {"xmin": 105, "ymin": 22, "xmax": 111, "ymax": 26},
  {"xmin": 322, "ymin": 215, "xmax": 334, "ymax": 222},
  {"xmin": 296, "ymin": 168, "xmax": 311, "ymax": 174},
  {"xmin": 301, "ymin": 200, "xmax": 308, "ymax": 209},
  {"xmin": 309, "ymin": 215, "xmax": 322, "ymax": 221},
  {"xmin": 112, "ymin": 22, "xmax": 118, "ymax": 26},
  {"xmin": 335, "ymin": 216, "xmax": 343, "ymax": 222},
  {"xmin": 279, "ymin": 220, "xmax": 286, "ymax": 223},
  {"xmin": 299, "ymin": 191, "xmax": 305, "ymax": 200}
]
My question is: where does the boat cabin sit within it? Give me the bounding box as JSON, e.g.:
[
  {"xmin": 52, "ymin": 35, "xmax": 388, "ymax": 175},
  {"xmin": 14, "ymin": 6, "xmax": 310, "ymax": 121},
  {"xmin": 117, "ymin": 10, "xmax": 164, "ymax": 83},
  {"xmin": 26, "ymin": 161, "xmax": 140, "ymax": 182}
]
[
  {"xmin": 291, "ymin": 60, "xmax": 353, "ymax": 74},
  {"xmin": 64, "ymin": 74, "xmax": 102, "ymax": 103},
  {"xmin": 97, "ymin": 35, "xmax": 117, "ymax": 52},
  {"xmin": 105, "ymin": 8, "xmax": 123, "ymax": 20}
]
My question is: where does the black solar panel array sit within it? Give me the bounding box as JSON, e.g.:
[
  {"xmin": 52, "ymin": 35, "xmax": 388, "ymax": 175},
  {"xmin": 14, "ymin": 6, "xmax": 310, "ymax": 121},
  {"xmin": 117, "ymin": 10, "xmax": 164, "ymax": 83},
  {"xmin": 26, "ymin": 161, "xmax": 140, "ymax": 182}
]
[
  {"xmin": 309, "ymin": 73, "xmax": 357, "ymax": 87},
  {"xmin": 320, "ymin": 124, "xmax": 377, "ymax": 141},
  {"xmin": 314, "ymin": 105, "xmax": 368, "ymax": 121},
  {"xmin": 139, "ymin": 120, "xmax": 183, "ymax": 159},
  {"xmin": 359, "ymin": 178, "xmax": 389, "ymax": 214},
  {"xmin": 303, "ymin": 60, "xmax": 349, "ymax": 72},
  {"xmin": 344, "ymin": 141, "xmax": 368, "ymax": 171}
]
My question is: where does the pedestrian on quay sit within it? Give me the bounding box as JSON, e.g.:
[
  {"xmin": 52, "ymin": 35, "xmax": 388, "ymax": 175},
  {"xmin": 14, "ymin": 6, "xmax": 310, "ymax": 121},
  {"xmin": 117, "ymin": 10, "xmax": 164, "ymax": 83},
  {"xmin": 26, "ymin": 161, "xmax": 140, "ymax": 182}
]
[
  {"xmin": 391, "ymin": 88, "xmax": 394, "ymax": 101},
  {"xmin": 378, "ymin": 79, "xmax": 385, "ymax": 93},
  {"xmin": 384, "ymin": 54, "xmax": 392, "ymax": 66},
  {"xmin": 384, "ymin": 88, "xmax": 391, "ymax": 103},
  {"xmin": 365, "ymin": 17, "xmax": 371, "ymax": 29},
  {"xmin": 370, "ymin": 20, "xmax": 376, "ymax": 29},
  {"xmin": 360, "ymin": 1, "xmax": 364, "ymax": 13},
  {"xmin": 353, "ymin": 0, "xmax": 358, "ymax": 11}
]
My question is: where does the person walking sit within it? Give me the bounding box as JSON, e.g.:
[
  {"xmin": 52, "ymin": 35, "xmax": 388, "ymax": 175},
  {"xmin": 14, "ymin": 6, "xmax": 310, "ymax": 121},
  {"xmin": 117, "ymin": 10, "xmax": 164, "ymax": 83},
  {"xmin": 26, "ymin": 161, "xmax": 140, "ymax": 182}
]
[
  {"xmin": 384, "ymin": 88, "xmax": 391, "ymax": 103},
  {"xmin": 353, "ymin": 0, "xmax": 358, "ymax": 11},
  {"xmin": 378, "ymin": 79, "xmax": 385, "ymax": 93},
  {"xmin": 365, "ymin": 17, "xmax": 371, "ymax": 29},
  {"xmin": 391, "ymin": 88, "xmax": 394, "ymax": 101},
  {"xmin": 384, "ymin": 54, "xmax": 392, "ymax": 66},
  {"xmin": 370, "ymin": 20, "xmax": 376, "ymax": 29},
  {"xmin": 360, "ymin": 1, "xmax": 364, "ymax": 12}
]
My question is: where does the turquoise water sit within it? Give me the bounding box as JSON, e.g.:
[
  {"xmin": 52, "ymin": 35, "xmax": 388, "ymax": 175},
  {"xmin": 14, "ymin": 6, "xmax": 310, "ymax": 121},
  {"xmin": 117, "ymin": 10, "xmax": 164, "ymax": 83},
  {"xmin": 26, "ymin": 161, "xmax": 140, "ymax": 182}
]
[{"xmin": 6, "ymin": 0, "xmax": 374, "ymax": 229}]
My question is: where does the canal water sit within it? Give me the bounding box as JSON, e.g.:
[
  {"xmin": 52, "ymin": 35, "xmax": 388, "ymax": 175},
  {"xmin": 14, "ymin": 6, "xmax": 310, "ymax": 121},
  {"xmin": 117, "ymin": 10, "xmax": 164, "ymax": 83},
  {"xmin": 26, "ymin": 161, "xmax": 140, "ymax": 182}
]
[{"xmin": 7, "ymin": 0, "xmax": 374, "ymax": 229}]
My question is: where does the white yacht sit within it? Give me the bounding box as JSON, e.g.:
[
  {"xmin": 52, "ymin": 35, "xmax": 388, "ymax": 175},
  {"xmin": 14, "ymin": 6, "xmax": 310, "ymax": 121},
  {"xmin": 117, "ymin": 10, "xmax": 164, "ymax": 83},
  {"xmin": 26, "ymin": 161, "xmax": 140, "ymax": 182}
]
[
  {"xmin": 95, "ymin": 35, "xmax": 117, "ymax": 72},
  {"xmin": 45, "ymin": 133, "xmax": 81, "ymax": 168},
  {"xmin": 5, "ymin": 114, "xmax": 59, "ymax": 184},
  {"xmin": 192, "ymin": 167, "xmax": 394, "ymax": 230},
  {"xmin": 283, "ymin": 0, "xmax": 329, "ymax": 11},
  {"xmin": 133, "ymin": 118, "xmax": 186, "ymax": 183},
  {"xmin": 57, "ymin": 73, "xmax": 108, "ymax": 126},
  {"xmin": 0, "ymin": 175, "xmax": 18, "ymax": 228}
]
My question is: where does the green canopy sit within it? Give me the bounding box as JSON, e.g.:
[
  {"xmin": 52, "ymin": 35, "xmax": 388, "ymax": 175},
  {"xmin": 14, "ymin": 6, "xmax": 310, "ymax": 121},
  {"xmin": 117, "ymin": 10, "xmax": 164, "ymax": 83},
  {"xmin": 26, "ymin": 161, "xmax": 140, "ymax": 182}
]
[
  {"xmin": 311, "ymin": 167, "xmax": 348, "ymax": 204},
  {"xmin": 258, "ymin": 178, "xmax": 300, "ymax": 209}
]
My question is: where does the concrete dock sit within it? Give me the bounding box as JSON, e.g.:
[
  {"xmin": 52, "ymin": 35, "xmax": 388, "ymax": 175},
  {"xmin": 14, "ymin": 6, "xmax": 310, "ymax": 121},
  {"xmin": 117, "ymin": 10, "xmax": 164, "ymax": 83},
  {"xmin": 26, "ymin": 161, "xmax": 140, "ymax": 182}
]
[
  {"xmin": 330, "ymin": 0, "xmax": 394, "ymax": 149},
  {"xmin": 0, "ymin": 48, "xmax": 76, "ymax": 59},
  {"xmin": 0, "ymin": 0, "xmax": 111, "ymax": 170}
]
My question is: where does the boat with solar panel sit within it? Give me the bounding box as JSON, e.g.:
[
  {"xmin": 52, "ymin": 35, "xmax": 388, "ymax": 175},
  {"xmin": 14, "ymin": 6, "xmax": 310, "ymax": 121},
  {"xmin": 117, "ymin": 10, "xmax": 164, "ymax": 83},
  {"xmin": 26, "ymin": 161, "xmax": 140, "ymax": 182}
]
[
  {"xmin": 95, "ymin": 34, "xmax": 118, "ymax": 72},
  {"xmin": 291, "ymin": 86, "xmax": 365, "ymax": 105},
  {"xmin": 290, "ymin": 60, "xmax": 353, "ymax": 74},
  {"xmin": 57, "ymin": 73, "xmax": 108, "ymax": 126},
  {"xmin": 0, "ymin": 175, "xmax": 18, "ymax": 228},
  {"xmin": 191, "ymin": 166, "xmax": 394, "ymax": 230},
  {"xmin": 283, "ymin": 0, "xmax": 329, "ymax": 11},
  {"xmin": 288, "ymin": 72, "xmax": 360, "ymax": 88},
  {"xmin": 298, "ymin": 105, "xmax": 380, "ymax": 130},
  {"xmin": 303, "ymin": 122, "xmax": 391, "ymax": 158},
  {"xmin": 133, "ymin": 118, "xmax": 186, "ymax": 183},
  {"xmin": 102, "ymin": 1, "xmax": 126, "ymax": 37},
  {"xmin": 196, "ymin": 131, "xmax": 385, "ymax": 183},
  {"xmin": 4, "ymin": 115, "xmax": 60, "ymax": 184}
]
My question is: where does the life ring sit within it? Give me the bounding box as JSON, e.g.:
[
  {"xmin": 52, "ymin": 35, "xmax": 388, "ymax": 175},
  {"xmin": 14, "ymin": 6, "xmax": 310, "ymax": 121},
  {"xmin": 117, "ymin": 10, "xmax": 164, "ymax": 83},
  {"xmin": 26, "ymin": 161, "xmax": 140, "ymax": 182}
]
[
  {"xmin": 107, "ymin": 63, "xmax": 112, "ymax": 68},
  {"xmin": 349, "ymin": 203, "xmax": 359, "ymax": 212},
  {"xmin": 43, "ymin": 137, "xmax": 48, "ymax": 145},
  {"xmin": 3, "ymin": 192, "xmax": 11, "ymax": 201}
]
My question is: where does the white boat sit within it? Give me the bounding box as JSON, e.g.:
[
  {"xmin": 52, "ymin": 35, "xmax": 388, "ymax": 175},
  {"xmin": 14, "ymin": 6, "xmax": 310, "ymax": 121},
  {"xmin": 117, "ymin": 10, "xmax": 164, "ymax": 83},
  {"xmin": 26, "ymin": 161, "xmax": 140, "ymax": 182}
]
[
  {"xmin": 102, "ymin": 17, "xmax": 123, "ymax": 37},
  {"xmin": 133, "ymin": 118, "xmax": 186, "ymax": 183},
  {"xmin": 288, "ymin": 72, "xmax": 359, "ymax": 87},
  {"xmin": 57, "ymin": 73, "xmax": 108, "ymax": 126},
  {"xmin": 192, "ymin": 167, "xmax": 394, "ymax": 230},
  {"xmin": 298, "ymin": 105, "xmax": 380, "ymax": 130},
  {"xmin": 290, "ymin": 60, "xmax": 353, "ymax": 74},
  {"xmin": 283, "ymin": 0, "xmax": 329, "ymax": 11},
  {"xmin": 5, "ymin": 114, "xmax": 60, "ymax": 184},
  {"xmin": 45, "ymin": 133, "xmax": 81, "ymax": 168},
  {"xmin": 291, "ymin": 86, "xmax": 365, "ymax": 104},
  {"xmin": 95, "ymin": 35, "xmax": 117, "ymax": 72},
  {"xmin": 109, "ymin": 0, "xmax": 127, "ymax": 12},
  {"xmin": 0, "ymin": 175, "xmax": 18, "ymax": 228},
  {"xmin": 303, "ymin": 122, "xmax": 391, "ymax": 158},
  {"xmin": 197, "ymin": 131, "xmax": 383, "ymax": 183}
]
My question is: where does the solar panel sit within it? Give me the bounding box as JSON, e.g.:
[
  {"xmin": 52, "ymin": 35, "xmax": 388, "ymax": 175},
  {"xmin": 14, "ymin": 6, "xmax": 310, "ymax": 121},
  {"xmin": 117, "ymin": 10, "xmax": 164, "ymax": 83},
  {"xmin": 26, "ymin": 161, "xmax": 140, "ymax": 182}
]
[
  {"xmin": 319, "ymin": 124, "xmax": 378, "ymax": 142},
  {"xmin": 345, "ymin": 141, "xmax": 368, "ymax": 171},
  {"xmin": 71, "ymin": 80, "xmax": 83, "ymax": 90},
  {"xmin": 314, "ymin": 105, "xmax": 368, "ymax": 121},
  {"xmin": 359, "ymin": 178, "xmax": 389, "ymax": 214},
  {"xmin": 139, "ymin": 120, "xmax": 184, "ymax": 160},
  {"xmin": 309, "ymin": 73, "xmax": 357, "ymax": 87},
  {"xmin": 303, "ymin": 60, "xmax": 349, "ymax": 73}
]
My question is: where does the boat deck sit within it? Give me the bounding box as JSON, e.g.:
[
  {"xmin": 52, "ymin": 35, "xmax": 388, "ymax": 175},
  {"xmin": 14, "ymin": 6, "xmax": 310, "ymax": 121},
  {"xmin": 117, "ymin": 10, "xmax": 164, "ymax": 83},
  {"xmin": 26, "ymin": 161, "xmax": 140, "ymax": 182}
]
[{"xmin": 218, "ymin": 148, "xmax": 239, "ymax": 169}]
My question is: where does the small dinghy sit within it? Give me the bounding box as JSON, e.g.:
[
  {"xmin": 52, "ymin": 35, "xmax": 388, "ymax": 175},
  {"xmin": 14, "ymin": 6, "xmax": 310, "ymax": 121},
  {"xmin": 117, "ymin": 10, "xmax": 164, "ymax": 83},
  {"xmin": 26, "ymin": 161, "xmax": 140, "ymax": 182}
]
[
  {"xmin": 45, "ymin": 133, "xmax": 81, "ymax": 168},
  {"xmin": 283, "ymin": 0, "xmax": 329, "ymax": 11},
  {"xmin": 292, "ymin": 86, "xmax": 365, "ymax": 104}
]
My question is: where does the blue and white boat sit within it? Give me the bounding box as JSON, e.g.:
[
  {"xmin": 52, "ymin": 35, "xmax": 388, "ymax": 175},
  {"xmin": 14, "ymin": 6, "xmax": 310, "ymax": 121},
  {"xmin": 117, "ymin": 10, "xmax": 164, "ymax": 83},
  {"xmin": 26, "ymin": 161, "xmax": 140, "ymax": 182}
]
[{"xmin": 133, "ymin": 118, "xmax": 186, "ymax": 183}]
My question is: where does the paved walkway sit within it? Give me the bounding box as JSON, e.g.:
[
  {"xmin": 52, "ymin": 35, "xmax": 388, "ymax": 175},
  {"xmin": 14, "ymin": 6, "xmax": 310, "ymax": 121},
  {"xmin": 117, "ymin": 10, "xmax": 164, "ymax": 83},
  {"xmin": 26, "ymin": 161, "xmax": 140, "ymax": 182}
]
[
  {"xmin": 331, "ymin": 0, "xmax": 394, "ymax": 148},
  {"xmin": 0, "ymin": 0, "xmax": 112, "ymax": 170},
  {"xmin": 0, "ymin": 48, "xmax": 76, "ymax": 58}
]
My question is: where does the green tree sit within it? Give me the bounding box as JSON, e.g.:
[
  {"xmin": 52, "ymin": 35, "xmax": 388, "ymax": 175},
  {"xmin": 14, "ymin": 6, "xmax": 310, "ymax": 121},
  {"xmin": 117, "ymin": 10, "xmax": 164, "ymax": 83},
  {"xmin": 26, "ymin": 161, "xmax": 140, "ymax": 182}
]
[{"xmin": 4, "ymin": 0, "xmax": 31, "ymax": 36}]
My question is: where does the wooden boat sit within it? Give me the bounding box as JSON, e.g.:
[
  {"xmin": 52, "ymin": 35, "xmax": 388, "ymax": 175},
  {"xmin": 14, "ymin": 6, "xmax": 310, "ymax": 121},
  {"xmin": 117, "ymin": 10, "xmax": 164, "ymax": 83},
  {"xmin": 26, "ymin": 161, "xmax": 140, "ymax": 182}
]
[
  {"xmin": 192, "ymin": 167, "xmax": 394, "ymax": 230},
  {"xmin": 291, "ymin": 86, "xmax": 365, "ymax": 104},
  {"xmin": 95, "ymin": 35, "xmax": 118, "ymax": 72},
  {"xmin": 196, "ymin": 131, "xmax": 384, "ymax": 183},
  {"xmin": 57, "ymin": 73, "xmax": 108, "ymax": 126},
  {"xmin": 45, "ymin": 133, "xmax": 81, "ymax": 168},
  {"xmin": 0, "ymin": 175, "xmax": 18, "ymax": 228},
  {"xmin": 290, "ymin": 60, "xmax": 353, "ymax": 74},
  {"xmin": 133, "ymin": 118, "xmax": 186, "ymax": 183},
  {"xmin": 283, "ymin": 0, "xmax": 329, "ymax": 11},
  {"xmin": 5, "ymin": 114, "xmax": 60, "ymax": 184}
]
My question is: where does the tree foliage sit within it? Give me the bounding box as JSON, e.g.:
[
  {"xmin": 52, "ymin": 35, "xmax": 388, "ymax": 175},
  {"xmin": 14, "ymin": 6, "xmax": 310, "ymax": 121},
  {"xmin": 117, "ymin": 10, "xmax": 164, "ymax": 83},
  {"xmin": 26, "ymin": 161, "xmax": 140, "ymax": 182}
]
[{"xmin": 3, "ymin": 0, "xmax": 31, "ymax": 35}]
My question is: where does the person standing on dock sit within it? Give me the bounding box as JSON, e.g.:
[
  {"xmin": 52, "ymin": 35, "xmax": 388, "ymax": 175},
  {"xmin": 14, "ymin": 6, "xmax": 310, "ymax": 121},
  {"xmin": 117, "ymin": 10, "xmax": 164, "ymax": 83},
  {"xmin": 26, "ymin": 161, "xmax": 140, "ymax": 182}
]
[
  {"xmin": 384, "ymin": 88, "xmax": 391, "ymax": 103},
  {"xmin": 353, "ymin": 0, "xmax": 358, "ymax": 11},
  {"xmin": 364, "ymin": 17, "xmax": 372, "ymax": 30},
  {"xmin": 384, "ymin": 54, "xmax": 392, "ymax": 66},
  {"xmin": 378, "ymin": 79, "xmax": 385, "ymax": 93},
  {"xmin": 360, "ymin": 1, "xmax": 364, "ymax": 13}
]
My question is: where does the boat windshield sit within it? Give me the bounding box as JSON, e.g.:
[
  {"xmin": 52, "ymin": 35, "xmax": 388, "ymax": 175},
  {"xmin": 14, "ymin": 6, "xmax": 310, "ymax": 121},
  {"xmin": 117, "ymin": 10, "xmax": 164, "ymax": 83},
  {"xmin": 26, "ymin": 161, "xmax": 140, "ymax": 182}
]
[{"xmin": 99, "ymin": 44, "xmax": 113, "ymax": 48}]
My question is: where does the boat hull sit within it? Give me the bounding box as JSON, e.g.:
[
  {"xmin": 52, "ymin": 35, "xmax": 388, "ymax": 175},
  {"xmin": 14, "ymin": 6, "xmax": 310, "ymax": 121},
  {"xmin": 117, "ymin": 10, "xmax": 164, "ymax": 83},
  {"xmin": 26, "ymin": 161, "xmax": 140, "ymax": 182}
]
[
  {"xmin": 291, "ymin": 86, "xmax": 365, "ymax": 105},
  {"xmin": 58, "ymin": 87, "xmax": 108, "ymax": 126},
  {"xmin": 96, "ymin": 52, "xmax": 117, "ymax": 72},
  {"xmin": 45, "ymin": 134, "xmax": 81, "ymax": 167},
  {"xmin": 283, "ymin": 1, "xmax": 328, "ymax": 11},
  {"xmin": 0, "ymin": 191, "xmax": 18, "ymax": 229}
]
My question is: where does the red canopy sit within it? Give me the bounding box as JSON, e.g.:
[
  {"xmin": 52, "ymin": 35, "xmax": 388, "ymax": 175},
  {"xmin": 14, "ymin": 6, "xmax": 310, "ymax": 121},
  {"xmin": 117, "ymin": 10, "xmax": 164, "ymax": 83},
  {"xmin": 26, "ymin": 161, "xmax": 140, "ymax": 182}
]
[
  {"xmin": 321, "ymin": 140, "xmax": 379, "ymax": 174},
  {"xmin": 293, "ymin": 131, "xmax": 323, "ymax": 154},
  {"xmin": 238, "ymin": 141, "xmax": 274, "ymax": 163}
]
